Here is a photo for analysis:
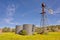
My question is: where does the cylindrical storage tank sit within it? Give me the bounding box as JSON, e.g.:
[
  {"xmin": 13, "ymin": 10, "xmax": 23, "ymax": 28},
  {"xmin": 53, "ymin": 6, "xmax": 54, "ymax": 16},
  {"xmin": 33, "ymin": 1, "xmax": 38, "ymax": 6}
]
[
  {"xmin": 23, "ymin": 24, "xmax": 33, "ymax": 35},
  {"xmin": 32, "ymin": 25, "xmax": 35, "ymax": 34},
  {"xmin": 15, "ymin": 25, "xmax": 23, "ymax": 34}
]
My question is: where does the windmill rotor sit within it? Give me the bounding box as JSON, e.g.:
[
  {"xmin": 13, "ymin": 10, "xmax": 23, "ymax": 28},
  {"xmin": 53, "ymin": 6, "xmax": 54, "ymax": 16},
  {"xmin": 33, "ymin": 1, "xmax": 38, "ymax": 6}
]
[{"xmin": 48, "ymin": 9, "xmax": 54, "ymax": 14}]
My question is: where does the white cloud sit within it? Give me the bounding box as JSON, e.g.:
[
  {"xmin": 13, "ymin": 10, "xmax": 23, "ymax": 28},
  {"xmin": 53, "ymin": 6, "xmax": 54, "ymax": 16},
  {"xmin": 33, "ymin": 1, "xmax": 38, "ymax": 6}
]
[
  {"xmin": 4, "ymin": 17, "xmax": 20, "ymax": 25},
  {"xmin": 57, "ymin": 20, "xmax": 60, "ymax": 23},
  {"xmin": 6, "ymin": 4, "xmax": 16, "ymax": 16},
  {"xmin": 4, "ymin": 4, "xmax": 20, "ymax": 25},
  {"xmin": 56, "ymin": 20, "xmax": 60, "ymax": 25},
  {"xmin": 54, "ymin": 7, "xmax": 60, "ymax": 14},
  {"xmin": 21, "ymin": 8, "xmax": 40, "ymax": 17},
  {"xmin": 9, "ymin": 22, "xmax": 20, "ymax": 25},
  {"xmin": 4, "ymin": 4, "xmax": 16, "ymax": 24},
  {"xmin": 4, "ymin": 17, "xmax": 13, "ymax": 23},
  {"xmin": 35, "ymin": 25, "xmax": 39, "ymax": 27}
]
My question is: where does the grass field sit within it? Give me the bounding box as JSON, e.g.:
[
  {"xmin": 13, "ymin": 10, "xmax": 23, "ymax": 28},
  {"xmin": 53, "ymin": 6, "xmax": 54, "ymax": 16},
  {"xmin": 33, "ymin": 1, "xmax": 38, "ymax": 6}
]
[{"xmin": 0, "ymin": 32, "xmax": 60, "ymax": 40}]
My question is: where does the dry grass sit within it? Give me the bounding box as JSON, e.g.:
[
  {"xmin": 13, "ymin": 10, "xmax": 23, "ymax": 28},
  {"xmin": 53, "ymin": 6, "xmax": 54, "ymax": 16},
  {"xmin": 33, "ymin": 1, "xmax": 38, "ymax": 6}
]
[{"xmin": 0, "ymin": 32, "xmax": 60, "ymax": 40}]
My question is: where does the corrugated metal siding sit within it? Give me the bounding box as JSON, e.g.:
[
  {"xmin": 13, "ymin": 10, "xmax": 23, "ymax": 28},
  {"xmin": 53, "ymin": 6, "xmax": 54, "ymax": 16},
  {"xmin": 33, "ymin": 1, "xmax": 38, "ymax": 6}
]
[{"xmin": 15, "ymin": 25, "xmax": 23, "ymax": 34}]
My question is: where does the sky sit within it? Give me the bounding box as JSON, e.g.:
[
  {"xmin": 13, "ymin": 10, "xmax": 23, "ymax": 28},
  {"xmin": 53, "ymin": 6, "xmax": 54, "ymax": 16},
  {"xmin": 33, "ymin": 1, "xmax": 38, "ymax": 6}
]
[{"xmin": 0, "ymin": 0, "xmax": 60, "ymax": 28}]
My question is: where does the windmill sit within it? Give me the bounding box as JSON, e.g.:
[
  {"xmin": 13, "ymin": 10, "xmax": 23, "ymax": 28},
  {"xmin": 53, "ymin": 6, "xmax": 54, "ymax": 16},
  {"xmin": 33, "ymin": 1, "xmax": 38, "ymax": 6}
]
[{"xmin": 40, "ymin": 2, "xmax": 53, "ymax": 34}]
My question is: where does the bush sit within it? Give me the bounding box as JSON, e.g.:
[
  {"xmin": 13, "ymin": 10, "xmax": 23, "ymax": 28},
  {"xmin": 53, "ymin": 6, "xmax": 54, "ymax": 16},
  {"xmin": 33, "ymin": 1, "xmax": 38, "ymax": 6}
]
[
  {"xmin": 19, "ymin": 30, "xmax": 27, "ymax": 35},
  {"xmin": 12, "ymin": 28, "xmax": 15, "ymax": 32},
  {"xmin": 39, "ymin": 28, "xmax": 48, "ymax": 35},
  {"xmin": 2, "ymin": 27, "xmax": 11, "ymax": 32}
]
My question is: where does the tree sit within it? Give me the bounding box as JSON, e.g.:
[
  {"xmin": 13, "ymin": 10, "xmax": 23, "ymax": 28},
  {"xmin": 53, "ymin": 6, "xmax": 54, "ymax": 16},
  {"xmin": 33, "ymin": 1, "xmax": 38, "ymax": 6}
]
[{"xmin": 2, "ymin": 27, "xmax": 11, "ymax": 32}]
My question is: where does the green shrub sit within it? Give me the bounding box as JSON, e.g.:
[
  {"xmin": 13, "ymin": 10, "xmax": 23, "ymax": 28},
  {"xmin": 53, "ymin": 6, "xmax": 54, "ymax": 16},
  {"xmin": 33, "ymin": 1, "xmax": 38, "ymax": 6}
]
[
  {"xmin": 19, "ymin": 30, "xmax": 27, "ymax": 35},
  {"xmin": 2, "ymin": 27, "xmax": 11, "ymax": 32}
]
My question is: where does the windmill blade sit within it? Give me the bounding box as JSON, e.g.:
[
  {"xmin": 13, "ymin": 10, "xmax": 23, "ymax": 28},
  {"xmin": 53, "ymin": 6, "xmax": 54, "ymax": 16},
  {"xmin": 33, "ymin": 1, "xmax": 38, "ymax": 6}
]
[
  {"xmin": 45, "ymin": 5, "xmax": 54, "ymax": 14},
  {"xmin": 48, "ymin": 9, "xmax": 54, "ymax": 14}
]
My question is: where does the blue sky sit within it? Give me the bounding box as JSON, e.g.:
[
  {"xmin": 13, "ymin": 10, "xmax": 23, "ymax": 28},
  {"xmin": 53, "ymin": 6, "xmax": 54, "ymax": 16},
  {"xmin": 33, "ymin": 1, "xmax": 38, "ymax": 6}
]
[{"xmin": 0, "ymin": 0, "xmax": 60, "ymax": 28}]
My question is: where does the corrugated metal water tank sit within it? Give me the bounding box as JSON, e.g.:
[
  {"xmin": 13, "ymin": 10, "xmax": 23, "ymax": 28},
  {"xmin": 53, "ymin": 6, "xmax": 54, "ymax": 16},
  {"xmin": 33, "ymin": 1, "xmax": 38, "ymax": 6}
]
[
  {"xmin": 15, "ymin": 25, "xmax": 23, "ymax": 34},
  {"xmin": 23, "ymin": 24, "xmax": 35, "ymax": 35},
  {"xmin": 32, "ymin": 25, "xmax": 35, "ymax": 34}
]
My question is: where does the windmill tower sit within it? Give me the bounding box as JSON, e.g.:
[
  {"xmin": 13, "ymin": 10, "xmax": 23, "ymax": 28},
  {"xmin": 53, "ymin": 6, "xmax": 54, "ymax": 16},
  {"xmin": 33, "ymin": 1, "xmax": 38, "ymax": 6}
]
[
  {"xmin": 40, "ymin": 2, "xmax": 46, "ymax": 27},
  {"xmin": 40, "ymin": 2, "xmax": 53, "ymax": 34}
]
